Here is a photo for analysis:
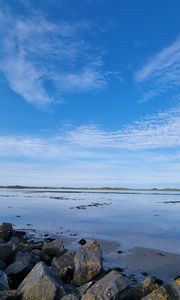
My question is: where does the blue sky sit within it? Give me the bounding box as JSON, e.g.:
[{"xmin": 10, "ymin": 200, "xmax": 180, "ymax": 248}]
[{"xmin": 0, "ymin": 0, "xmax": 180, "ymax": 187}]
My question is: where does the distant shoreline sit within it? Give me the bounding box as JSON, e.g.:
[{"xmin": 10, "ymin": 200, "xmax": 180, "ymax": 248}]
[{"xmin": 0, "ymin": 185, "xmax": 180, "ymax": 192}]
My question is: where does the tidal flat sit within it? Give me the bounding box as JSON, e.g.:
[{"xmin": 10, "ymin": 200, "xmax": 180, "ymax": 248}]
[{"xmin": 0, "ymin": 187, "xmax": 180, "ymax": 281}]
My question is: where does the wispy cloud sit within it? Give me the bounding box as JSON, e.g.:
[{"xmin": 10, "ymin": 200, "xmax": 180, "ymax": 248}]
[
  {"xmin": 66, "ymin": 106, "xmax": 180, "ymax": 150},
  {"xmin": 0, "ymin": 3, "xmax": 109, "ymax": 107},
  {"xmin": 0, "ymin": 103, "xmax": 180, "ymax": 161},
  {"xmin": 135, "ymin": 38, "xmax": 180, "ymax": 101}
]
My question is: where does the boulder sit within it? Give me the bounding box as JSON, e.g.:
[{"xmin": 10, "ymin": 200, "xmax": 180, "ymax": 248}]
[
  {"xmin": 73, "ymin": 240, "xmax": 103, "ymax": 285},
  {"xmin": 115, "ymin": 277, "xmax": 161, "ymax": 300},
  {"xmin": 0, "ymin": 290, "xmax": 21, "ymax": 300},
  {"xmin": 42, "ymin": 239, "xmax": 64, "ymax": 258},
  {"xmin": 141, "ymin": 286, "xmax": 172, "ymax": 300},
  {"xmin": 82, "ymin": 270, "xmax": 128, "ymax": 300},
  {"xmin": 61, "ymin": 295, "xmax": 79, "ymax": 300},
  {"xmin": 18, "ymin": 261, "xmax": 65, "ymax": 300},
  {"xmin": 0, "ymin": 242, "xmax": 17, "ymax": 263},
  {"xmin": 171, "ymin": 278, "xmax": 180, "ymax": 299},
  {"xmin": 52, "ymin": 251, "xmax": 75, "ymax": 283},
  {"xmin": 0, "ymin": 223, "xmax": 13, "ymax": 242},
  {"xmin": 75, "ymin": 282, "xmax": 93, "ymax": 297},
  {"xmin": 5, "ymin": 250, "xmax": 37, "ymax": 289},
  {"xmin": 0, "ymin": 270, "xmax": 9, "ymax": 291}
]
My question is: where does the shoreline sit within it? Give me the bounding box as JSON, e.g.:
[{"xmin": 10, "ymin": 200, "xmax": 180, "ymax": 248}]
[
  {"xmin": 0, "ymin": 222, "xmax": 180, "ymax": 299},
  {"xmin": 15, "ymin": 226, "xmax": 180, "ymax": 284}
]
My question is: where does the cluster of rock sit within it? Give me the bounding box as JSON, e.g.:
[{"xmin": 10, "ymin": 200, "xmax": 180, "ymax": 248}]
[{"xmin": 0, "ymin": 222, "xmax": 180, "ymax": 300}]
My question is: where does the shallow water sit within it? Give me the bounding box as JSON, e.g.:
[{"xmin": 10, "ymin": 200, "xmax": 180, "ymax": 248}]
[{"xmin": 0, "ymin": 188, "xmax": 180, "ymax": 254}]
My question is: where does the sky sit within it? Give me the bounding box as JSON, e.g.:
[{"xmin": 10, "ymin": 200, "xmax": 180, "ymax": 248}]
[{"xmin": 0, "ymin": 0, "xmax": 180, "ymax": 188}]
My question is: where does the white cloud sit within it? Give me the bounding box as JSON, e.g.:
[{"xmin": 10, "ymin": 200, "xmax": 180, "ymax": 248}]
[
  {"xmin": 135, "ymin": 38, "xmax": 180, "ymax": 101},
  {"xmin": 0, "ymin": 5, "xmax": 108, "ymax": 107},
  {"xmin": 65, "ymin": 106, "xmax": 180, "ymax": 150},
  {"xmin": 0, "ymin": 104, "xmax": 180, "ymax": 162}
]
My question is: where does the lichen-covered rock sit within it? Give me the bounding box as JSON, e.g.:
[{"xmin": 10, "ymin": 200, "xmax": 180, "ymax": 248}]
[
  {"xmin": 18, "ymin": 261, "xmax": 65, "ymax": 300},
  {"xmin": 82, "ymin": 270, "xmax": 128, "ymax": 300},
  {"xmin": 0, "ymin": 270, "xmax": 9, "ymax": 291},
  {"xmin": 42, "ymin": 239, "xmax": 64, "ymax": 257},
  {"xmin": 116, "ymin": 277, "xmax": 161, "ymax": 300},
  {"xmin": 0, "ymin": 290, "xmax": 21, "ymax": 300},
  {"xmin": 52, "ymin": 251, "xmax": 75, "ymax": 283},
  {"xmin": 73, "ymin": 240, "xmax": 103, "ymax": 286},
  {"xmin": 141, "ymin": 286, "xmax": 171, "ymax": 300},
  {"xmin": 0, "ymin": 223, "xmax": 13, "ymax": 242},
  {"xmin": 171, "ymin": 278, "xmax": 180, "ymax": 299}
]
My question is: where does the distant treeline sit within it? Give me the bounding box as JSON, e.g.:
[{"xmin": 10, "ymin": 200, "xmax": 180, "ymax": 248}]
[{"xmin": 0, "ymin": 185, "xmax": 180, "ymax": 192}]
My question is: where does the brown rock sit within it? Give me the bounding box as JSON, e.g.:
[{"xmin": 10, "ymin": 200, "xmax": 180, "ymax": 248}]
[
  {"xmin": 0, "ymin": 223, "xmax": 13, "ymax": 242},
  {"xmin": 73, "ymin": 240, "xmax": 102, "ymax": 286},
  {"xmin": 42, "ymin": 239, "xmax": 64, "ymax": 258},
  {"xmin": 52, "ymin": 251, "xmax": 75, "ymax": 283},
  {"xmin": 141, "ymin": 286, "xmax": 172, "ymax": 300}
]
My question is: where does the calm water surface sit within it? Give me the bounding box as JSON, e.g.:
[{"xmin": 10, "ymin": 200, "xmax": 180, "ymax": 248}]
[{"xmin": 0, "ymin": 188, "xmax": 180, "ymax": 253}]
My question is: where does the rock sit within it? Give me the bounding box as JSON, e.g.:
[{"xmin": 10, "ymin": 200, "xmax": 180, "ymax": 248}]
[
  {"xmin": 61, "ymin": 295, "xmax": 79, "ymax": 300},
  {"xmin": 0, "ymin": 242, "xmax": 16, "ymax": 263},
  {"xmin": 73, "ymin": 240, "xmax": 103, "ymax": 285},
  {"xmin": 52, "ymin": 251, "xmax": 75, "ymax": 283},
  {"xmin": 116, "ymin": 277, "xmax": 161, "ymax": 300},
  {"xmin": 78, "ymin": 239, "xmax": 86, "ymax": 246},
  {"xmin": 82, "ymin": 270, "xmax": 128, "ymax": 300},
  {"xmin": 0, "ymin": 270, "xmax": 9, "ymax": 291},
  {"xmin": 0, "ymin": 223, "xmax": 13, "ymax": 242},
  {"xmin": 141, "ymin": 286, "xmax": 172, "ymax": 300},
  {"xmin": 0, "ymin": 260, "xmax": 6, "ymax": 270},
  {"xmin": 171, "ymin": 278, "xmax": 180, "ymax": 298},
  {"xmin": 18, "ymin": 261, "xmax": 66, "ymax": 300},
  {"xmin": 6, "ymin": 250, "xmax": 36, "ymax": 289},
  {"xmin": 0, "ymin": 290, "xmax": 21, "ymax": 300},
  {"xmin": 76, "ymin": 281, "xmax": 93, "ymax": 297},
  {"xmin": 42, "ymin": 239, "xmax": 64, "ymax": 258}
]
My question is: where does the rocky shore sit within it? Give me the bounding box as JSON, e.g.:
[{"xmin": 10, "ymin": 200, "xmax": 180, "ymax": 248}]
[{"xmin": 0, "ymin": 223, "xmax": 180, "ymax": 300}]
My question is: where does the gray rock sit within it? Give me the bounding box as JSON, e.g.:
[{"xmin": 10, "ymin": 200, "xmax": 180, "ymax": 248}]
[
  {"xmin": 75, "ymin": 281, "xmax": 93, "ymax": 297},
  {"xmin": 18, "ymin": 261, "xmax": 66, "ymax": 300},
  {"xmin": 6, "ymin": 251, "xmax": 33, "ymax": 274},
  {"xmin": 0, "ymin": 242, "xmax": 16, "ymax": 263},
  {"xmin": 5, "ymin": 250, "xmax": 36, "ymax": 289},
  {"xmin": 82, "ymin": 270, "xmax": 128, "ymax": 300},
  {"xmin": 42, "ymin": 239, "xmax": 64, "ymax": 258},
  {"xmin": 141, "ymin": 286, "xmax": 172, "ymax": 300},
  {"xmin": 0, "ymin": 270, "xmax": 9, "ymax": 291},
  {"xmin": 0, "ymin": 223, "xmax": 13, "ymax": 242},
  {"xmin": 61, "ymin": 295, "xmax": 79, "ymax": 300},
  {"xmin": 73, "ymin": 240, "xmax": 103, "ymax": 286},
  {"xmin": 0, "ymin": 290, "xmax": 21, "ymax": 300},
  {"xmin": 52, "ymin": 251, "xmax": 75, "ymax": 283},
  {"xmin": 115, "ymin": 277, "xmax": 161, "ymax": 300}
]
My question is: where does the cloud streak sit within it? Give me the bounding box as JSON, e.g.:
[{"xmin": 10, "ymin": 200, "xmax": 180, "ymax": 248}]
[
  {"xmin": 135, "ymin": 38, "xmax": 180, "ymax": 101},
  {"xmin": 0, "ymin": 4, "xmax": 108, "ymax": 107}
]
